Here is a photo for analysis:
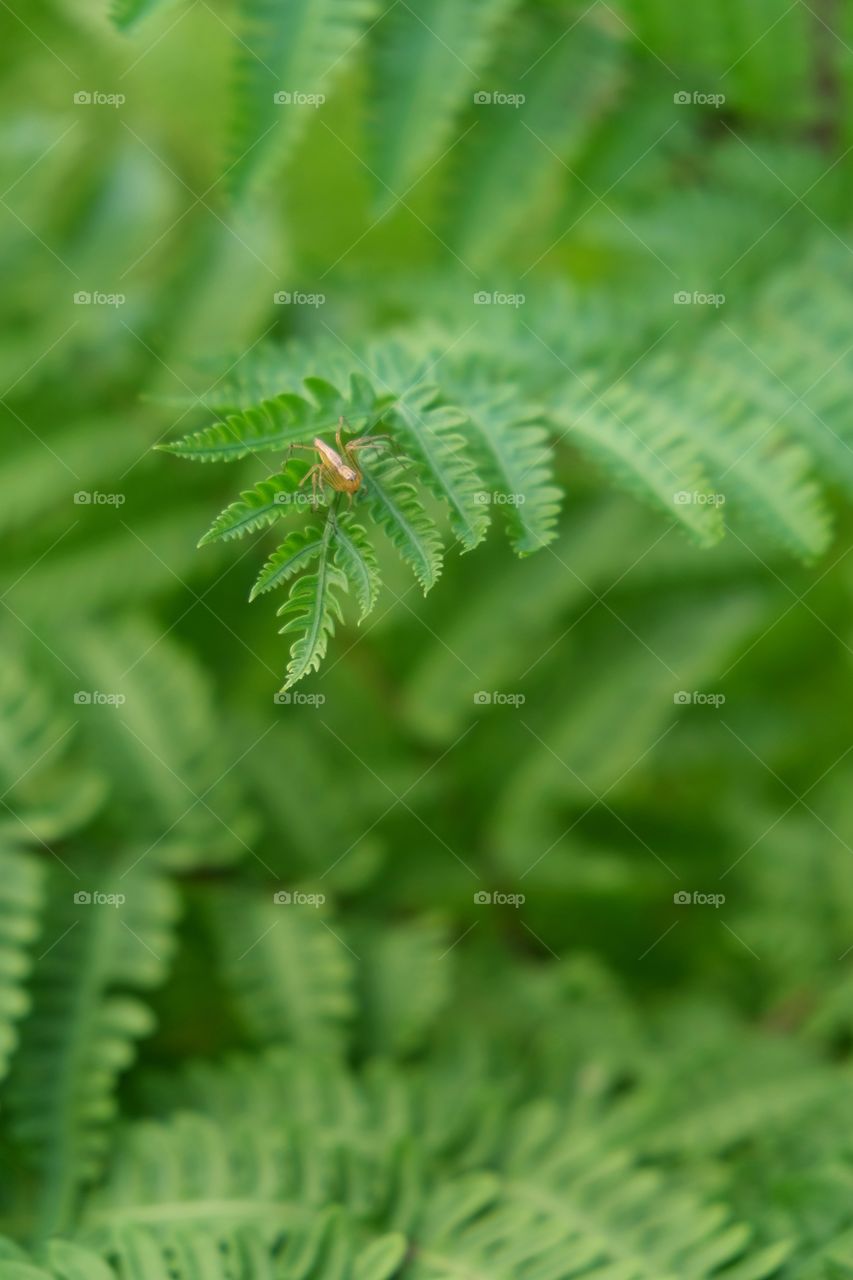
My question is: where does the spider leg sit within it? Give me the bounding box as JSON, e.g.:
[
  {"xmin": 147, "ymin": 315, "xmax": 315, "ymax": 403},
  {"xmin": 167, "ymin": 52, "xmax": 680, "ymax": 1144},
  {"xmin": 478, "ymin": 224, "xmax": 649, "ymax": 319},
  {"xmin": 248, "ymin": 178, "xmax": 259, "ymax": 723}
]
[
  {"xmin": 345, "ymin": 434, "xmax": 394, "ymax": 450},
  {"xmin": 298, "ymin": 463, "xmax": 321, "ymax": 488},
  {"xmin": 344, "ymin": 436, "xmax": 396, "ymax": 466},
  {"xmin": 311, "ymin": 466, "xmax": 324, "ymax": 510},
  {"xmin": 345, "ymin": 435, "xmax": 410, "ymax": 473}
]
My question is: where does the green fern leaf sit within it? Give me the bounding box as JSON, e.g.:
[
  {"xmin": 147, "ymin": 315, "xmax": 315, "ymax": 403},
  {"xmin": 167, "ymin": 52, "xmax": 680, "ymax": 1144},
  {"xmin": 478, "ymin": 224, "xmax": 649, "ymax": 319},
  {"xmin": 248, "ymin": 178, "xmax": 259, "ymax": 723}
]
[
  {"xmin": 355, "ymin": 918, "xmax": 450, "ymax": 1056},
  {"xmin": 5, "ymin": 865, "xmax": 179, "ymax": 1237},
  {"xmin": 331, "ymin": 516, "xmax": 380, "ymax": 621},
  {"xmin": 0, "ymin": 652, "xmax": 103, "ymax": 848},
  {"xmin": 552, "ymin": 374, "xmax": 725, "ymax": 547},
  {"xmin": 453, "ymin": 383, "xmax": 562, "ymax": 553},
  {"xmin": 277, "ymin": 520, "xmax": 348, "ymax": 689},
  {"xmin": 110, "ymin": 0, "xmax": 169, "ymax": 30},
  {"xmin": 250, "ymin": 525, "xmax": 327, "ymax": 600},
  {"xmin": 52, "ymin": 621, "xmax": 253, "ymax": 868},
  {"xmin": 385, "ymin": 384, "xmax": 490, "ymax": 553},
  {"xmin": 354, "ymin": 1234, "xmax": 408, "ymax": 1280},
  {"xmin": 229, "ymin": 0, "xmax": 379, "ymax": 194},
  {"xmin": 42, "ymin": 1241, "xmax": 113, "ymax": 1280},
  {"xmin": 360, "ymin": 456, "xmax": 444, "ymax": 593},
  {"xmin": 209, "ymin": 889, "xmax": 354, "ymax": 1050},
  {"xmin": 643, "ymin": 358, "xmax": 832, "ymax": 560},
  {"xmin": 451, "ymin": 13, "xmax": 624, "ymax": 264},
  {"xmin": 368, "ymin": 0, "xmax": 519, "ymax": 200},
  {"xmin": 0, "ymin": 851, "xmax": 43, "ymax": 1086},
  {"xmin": 198, "ymin": 470, "xmax": 300, "ymax": 546},
  {"xmin": 157, "ymin": 376, "xmax": 384, "ymax": 464}
]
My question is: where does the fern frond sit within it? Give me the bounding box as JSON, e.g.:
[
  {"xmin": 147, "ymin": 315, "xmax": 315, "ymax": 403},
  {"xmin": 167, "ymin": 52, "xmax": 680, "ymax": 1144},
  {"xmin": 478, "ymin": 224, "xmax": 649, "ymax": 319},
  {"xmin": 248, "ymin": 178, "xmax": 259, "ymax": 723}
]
[
  {"xmin": 6, "ymin": 865, "xmax": 179, "ymax": 1237},
  {"xmin": 331, "ymin": 516, "xmax": 381, "ymax": 622},
  {"xmin": 228, "ymin": 0, "xmax": 379, "ymax": 194},
  {"xmin": 552, "ymin": 374, "xmax": 725, "ymax": 547},
  {"xmin": 0, "ymin": 652, "xmax": 103, "ymax": 848},
  {"xmin": 197, "ymin": 471, "xmax": 299, "ymax": 546},
  {"xmin": 209, "ymin": 888, "xmax": 353, "ymax": 1052},
  {"xmin": 368, "ymin": 0, "xmax": 518, "ymax": 200},
  {"xmin": 355, "ymin": 918, "xmax": 450, "ymax": 1057},
  {"xmin": 40, "ymin": 1240, "xmax": 113, "ymax": 1280},
  {"xmin": 450, "ymin": 12, "xmax": 624, "ymax": 264},
  {"xmin": 277, "ymin": 517, "xmax": 348, "ymax": 689},
  {"xmin": 0, "ymin": 851, "xmax": 43, "ymax": 1085},
  {"xmin": 109, "ymin": 0, "xmax": 170, "ymax": 31},
  {"xmin": 249, "ymin": 525, "xmax": 326, "ymax": 601},
  {"xmin": 642, "ymin": 359, "xmax": 831, "ymax": 561},
  {"xmin": 490, "ymin": 591, "xmax": 767, "ymax": 871},
  {"xmin": 384, "ymin": 383, "xmax": 490, "ymax": 553},
  {"xmin": 52, "ymin": 621, "xmax": 253, "ymax": 867},
  {"xmin": 452, "ymin": 383, "xmax": 562, "ymax": 553},
  {"xmin": 157, "ymin": 376, "xmax": 384, "ymax": 464},
  {"xmin": 360, "ymin": 456, "xmax": 444, "ymax": 593},
  {"xmin": 697, "ymin": 245, "xmax": 853, "ymax": 498}
]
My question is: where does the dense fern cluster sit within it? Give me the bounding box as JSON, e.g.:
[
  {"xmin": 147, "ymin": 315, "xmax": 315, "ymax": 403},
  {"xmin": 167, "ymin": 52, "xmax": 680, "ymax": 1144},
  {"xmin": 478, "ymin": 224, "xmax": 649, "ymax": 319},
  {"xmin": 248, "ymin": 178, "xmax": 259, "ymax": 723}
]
[{"xmin": 3, "ymin": 0, "xmax": 853, "ymax": 1276}]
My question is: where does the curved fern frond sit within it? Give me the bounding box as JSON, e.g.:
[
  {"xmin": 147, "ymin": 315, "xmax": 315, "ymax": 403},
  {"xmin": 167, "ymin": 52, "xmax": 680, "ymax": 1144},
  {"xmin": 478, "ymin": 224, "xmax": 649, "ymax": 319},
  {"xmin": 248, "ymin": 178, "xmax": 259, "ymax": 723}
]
[
  {"xmin": 331, "ymin": 517, "xmax": 381, "ymax": 622},
  {"xmin": 277, "ymin": 516, "xmax": 348, "ymax": 689},
  {"xmin": 552, "ymin": 374, "xmax": 725, "ymax": 547},
  {"xmin": 52, "ymin": 621, "xmax": 253, "ymax": 867},
  {"xmin": 452, "ymin": 383, "xmax": 562, "ymax": 553},
  {"xmin": 368, "ymin": 0, "xmax": 519, "ymax": 200},
  {"xmin": 0, "ymin": 653, "xmax": 102, "ymax": 849},
  {"xmin": 109, "ymin": 0, "xmax": 171, "ymax": 31},
  {"xmin": 228, "ymin": 0, "xmax": 379, "ymax": 195},
  {"xmin": 250, "ymin": 525, "xmax": 326, "ymax": 601},
  {"xmin": 197, "ymin": 470, "xmax": 300, "ymax": 546},
  {"xmin": 360, "ymin": 456, "xmax": 444, "ymax": 593},
  {"xmin": 450, "ymin": 11, "xmax": 624, "ymax": 264},
  {"xmin": 385, "ymin": 384, "xmax": 490, "ymax": 553},
  {"xmin": 208, "ymin": 888, "xmax": 354, "ymax": 1051},
  {"xmin": 0, "ymin": 850, "xmax": 43, "ymax": 1085},
  {"xmin": 354, "ymin": 918, "xmax": 450, "ymax": 1057},
  {"xmin": 643, "ymin": 359, "xmax": 831, "ymax": 561},
  {"xmin": 156, "ymin": 376, "xmax": 385, "ymax": 464},
  {"xmin": 6, "ymin": 865, "xmax": 179, "ymax": 1238}
]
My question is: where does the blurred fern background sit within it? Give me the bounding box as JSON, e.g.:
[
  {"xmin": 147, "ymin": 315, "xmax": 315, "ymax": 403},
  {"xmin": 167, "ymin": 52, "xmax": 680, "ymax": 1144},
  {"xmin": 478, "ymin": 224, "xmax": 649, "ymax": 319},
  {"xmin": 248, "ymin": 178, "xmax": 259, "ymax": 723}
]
[{"xmin": 2, "ymin": 0, "xmax": 853, "ymax": 1275}]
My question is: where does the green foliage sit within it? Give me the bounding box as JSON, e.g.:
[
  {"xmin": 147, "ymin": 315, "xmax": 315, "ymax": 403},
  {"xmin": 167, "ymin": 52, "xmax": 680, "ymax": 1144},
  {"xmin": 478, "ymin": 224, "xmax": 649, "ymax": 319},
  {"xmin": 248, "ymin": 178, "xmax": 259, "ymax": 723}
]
[{"xmin": 5, "ymin": 0, "xmax": 853, "ymax": 1276}]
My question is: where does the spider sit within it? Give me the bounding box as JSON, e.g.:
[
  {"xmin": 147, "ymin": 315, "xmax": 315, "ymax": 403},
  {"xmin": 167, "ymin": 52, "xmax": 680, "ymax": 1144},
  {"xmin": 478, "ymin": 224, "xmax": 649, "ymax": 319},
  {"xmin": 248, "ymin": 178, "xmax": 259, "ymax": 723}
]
[{"xmin": 286, "ymin": 418, "xmax": 396, "ymax": 509}]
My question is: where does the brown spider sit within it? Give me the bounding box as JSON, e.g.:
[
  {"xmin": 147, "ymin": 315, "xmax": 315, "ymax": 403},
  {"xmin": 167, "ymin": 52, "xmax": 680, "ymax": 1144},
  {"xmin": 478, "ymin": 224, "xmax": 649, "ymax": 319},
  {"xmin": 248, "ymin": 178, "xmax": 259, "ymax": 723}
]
[{"xmin": 286, "ymin": 418, "xmax": 396, "ymax": 509}]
